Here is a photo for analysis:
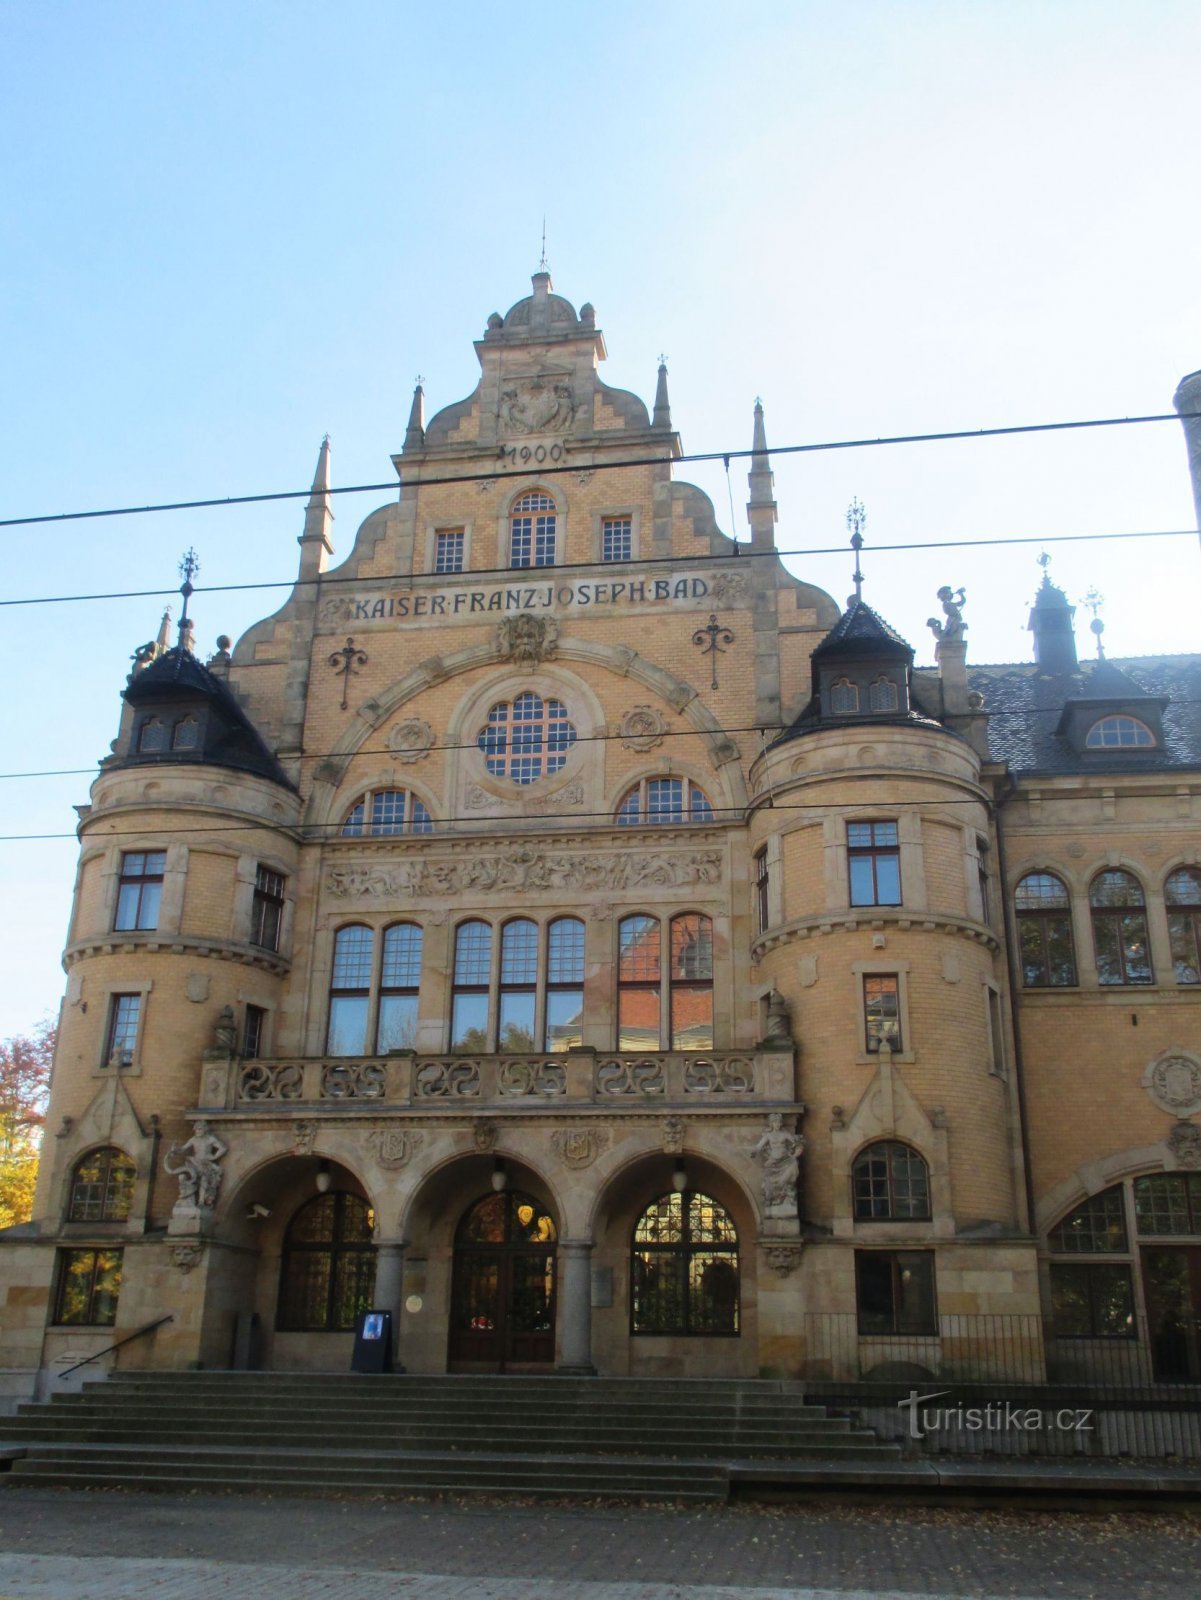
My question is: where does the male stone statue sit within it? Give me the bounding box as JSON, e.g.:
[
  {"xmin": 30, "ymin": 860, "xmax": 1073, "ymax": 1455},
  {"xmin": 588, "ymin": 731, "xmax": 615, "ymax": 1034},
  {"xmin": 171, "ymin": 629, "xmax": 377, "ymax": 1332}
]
[{"xmin": 164, "ymin": 1119, "xmax": 229, "ymax": 1212}]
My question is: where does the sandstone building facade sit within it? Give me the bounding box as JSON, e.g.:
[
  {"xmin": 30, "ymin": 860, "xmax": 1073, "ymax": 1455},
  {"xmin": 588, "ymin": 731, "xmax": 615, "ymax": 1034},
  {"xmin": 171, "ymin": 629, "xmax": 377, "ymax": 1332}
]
[{"xmin": 2, "ymin": 276, "xmax": 1199, "ymax": 1402}]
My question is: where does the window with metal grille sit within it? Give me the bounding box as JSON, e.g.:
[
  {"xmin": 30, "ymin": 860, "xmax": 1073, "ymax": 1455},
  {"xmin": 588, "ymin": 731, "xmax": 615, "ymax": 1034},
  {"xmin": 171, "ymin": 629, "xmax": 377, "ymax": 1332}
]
[
  {"xmin": 250, "ymin": 865, "xmax": 286, "ymax": 950},
  {"xmin": 105, "ymin": 995, "xmax": 142, "ymax": 1067},
  {"xmin": 830, "ymin": 677, "xmax": 859, "ymax": 713},
  {"xmin": 615, "ymin": 776, "xmax": 714, "ymax": 825},
  {"xmin": 114, "ymin": 851, "xmax": 166, "ymax": 931},
  {"xmin": 631, "ymin": 1191, "xmax": 739, "ymax": 1336},
  {"xmin": 340, "ymin": 788, "xmax": 433, "ymax": 836},
  {"xmin": 847, "ymin": 822, "xmax": 901, "ymax": 907},
  {"xmin": 1090, "ymin": 870, "xmax": 1153, "ymax": 984},
  {"xmin": 1166, "ymin": 868, "xmax": 1201, "ymax": 985},
  {"xmin": 434, "ymin": 529, "xmax": 465, "ymax": 573},
  {"xmin": 852, "ymin": 1142, "xmax": 931, "ymax": 1220},
  {"xmin": 276, "ymin": 1192, "xmax": 376, "ymax": 1332},
  {"xmin": 54, "ymin": 1248, "xmax": 123, "ymax": 1326},
  {"xmin": 171, "ymin": 714, "xmax": 200, "ymax": 750},
  {"xmin": 601, "ymin": 516, "xmax": 632, "ymax": 562},
  {"xmin": 137, "ymin": 717, "xmax": 167, "ymax": 753},
  {"xmin": 68, "ymin": 1148, "xmax": 136, "ymax": 1223},
  {"xmin": 509, "ymin": 491, "xmax": 557, "ymax": 568},
  {"xmin": 1015, "ymin": 872, "xmax": 1076, "ymax": 986},
  {"xmin": 868, "ymin": 676, "xmax": 898, "ymax": 712},
  {"xmin": 477, "ymin": 693, "xmax": 576, "ymax": 784}
]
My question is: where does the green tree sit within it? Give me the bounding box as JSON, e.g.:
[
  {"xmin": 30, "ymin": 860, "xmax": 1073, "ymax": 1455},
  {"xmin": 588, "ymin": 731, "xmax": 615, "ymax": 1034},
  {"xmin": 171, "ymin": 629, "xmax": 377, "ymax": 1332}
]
[{"xmin": 0, "ymin": 1020, "xmax": 54, "ymax": 1230}]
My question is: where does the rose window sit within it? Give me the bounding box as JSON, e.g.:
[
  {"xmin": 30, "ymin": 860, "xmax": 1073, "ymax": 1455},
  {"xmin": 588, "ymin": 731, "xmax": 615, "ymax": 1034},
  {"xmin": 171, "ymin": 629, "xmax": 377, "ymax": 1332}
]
[{"xmin": 478, "ymin": 692, "xmax": 577, "ymax": 784}]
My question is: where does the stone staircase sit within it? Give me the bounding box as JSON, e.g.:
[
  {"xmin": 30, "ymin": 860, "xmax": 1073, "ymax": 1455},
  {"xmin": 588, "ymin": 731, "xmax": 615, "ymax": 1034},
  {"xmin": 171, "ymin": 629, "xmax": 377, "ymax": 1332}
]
[{"xmin": 0, "ymin": 1371, "xmax": 900, "ymax": 1502}]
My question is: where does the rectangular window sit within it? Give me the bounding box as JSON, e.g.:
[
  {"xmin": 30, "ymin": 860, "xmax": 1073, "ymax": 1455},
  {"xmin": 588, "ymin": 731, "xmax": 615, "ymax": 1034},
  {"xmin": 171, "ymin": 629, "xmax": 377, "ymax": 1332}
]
[
  {"xmin": 1135, "ymin": 1173, "xmax": 1201, "ymax": 1235},
  {"xmin": 847, "ymin": 822, "xmax": 901, "ymax": 907},
  {"xmin": 670, "ymin": 914, "xmax": 714, "ymax": 1050},
  {"xmin": 618, "ymin": 915, "xmax": 661, "ymax": 1051},
  {"xmin": 327, "ymin": 926, "xmax": 374, "ymax": 1055},
  {"xmin": 855, "ymin": 1251, "xmax": 936, "ymax": 1335},
  {"xmin": 754, "ymin": 848, "xmax": 770, "ymax": 937},
  {"xmin": 242, "ymin": 1004, "xmax": 267, "ymax": 1060},
  {"xmin": 601, "ymin": 516, "xmax": 632, "ymax": 563},
  {"xmin": 1050, "ymin": 1262, "xmax": 1135, "ymax": 1338},
  {"xmin": 434, "ymin": 529, "xmax": 464, "ymax": 574},
  {"xmin": 863, "ymin": 975, "xmax": 901, "ymax": 1052},
  {"xmin": 985, "ymin": 984, "xmax": 1005, "ymax": 1076},
  {"xmin": 55, "ymin": 1247, "xmax": 123, "ymax": 1326},
  {"xmin": 377, "ymin": 924, "xmax": 422, "ymax": 1052},
  {"xmin": 250, "ymin": 866, "xmax": 286, "ymax": 951},
  {"xmin": 114, "ymin": 851, "xmax": 166, "ymax": 931},
  {"xmin": 105, "ymin": 994, "xmax": 142, "ymax": 1067},
  {"xmin": 451, "ymin": 920, "xmax": 493, "ymax": 1050}
]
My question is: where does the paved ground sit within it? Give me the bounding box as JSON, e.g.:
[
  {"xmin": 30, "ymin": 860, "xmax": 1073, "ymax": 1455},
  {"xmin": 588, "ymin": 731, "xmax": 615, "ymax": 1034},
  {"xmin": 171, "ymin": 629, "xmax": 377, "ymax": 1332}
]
[{"xmin": 0, "ymin": 1487, "xmax": 1199, "ymax": 1599}]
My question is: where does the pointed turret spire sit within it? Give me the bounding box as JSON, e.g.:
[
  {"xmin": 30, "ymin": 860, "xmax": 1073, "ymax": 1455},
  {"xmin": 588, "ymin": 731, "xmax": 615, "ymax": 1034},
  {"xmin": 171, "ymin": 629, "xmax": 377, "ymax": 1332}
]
[
  {"xmin": 155, "ymin": 608, "xmax": 172, "ymax": 653},
  {"xmin": 404, "ymin": 382, "xmax": 425, "ymax": 452},
  {"xmin": 652, "ymin": 357, "xmax": 672, "ymax": 430},
  {"xmin": 298, "ymin": 435, "xmax": 335, "ymax": 580},
  {"xmin": 746, "ymin": 397, "xmax": 777, "ymax": 549}
]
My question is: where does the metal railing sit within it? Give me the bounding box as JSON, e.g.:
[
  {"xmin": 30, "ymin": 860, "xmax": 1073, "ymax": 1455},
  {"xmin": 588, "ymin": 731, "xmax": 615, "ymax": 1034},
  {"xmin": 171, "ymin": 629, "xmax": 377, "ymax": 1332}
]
[{"xmin": 57, "ymin": 1314, "xmax": 174, "ymax": 1380}]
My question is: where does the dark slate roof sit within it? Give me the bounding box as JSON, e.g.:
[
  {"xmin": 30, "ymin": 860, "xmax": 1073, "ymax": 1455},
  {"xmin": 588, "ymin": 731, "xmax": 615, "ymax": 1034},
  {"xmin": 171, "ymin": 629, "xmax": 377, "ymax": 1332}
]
[
  {"xmin": 122, "ymin": 648, "xmax": 294, "ymax": 790},
  {"xmin": 917, "ymin": 654, "xmax": 1201, "ymax": 775},
  {"xmin": 811, "ymin": 599, "xmax": 913, "ymax": 658}
]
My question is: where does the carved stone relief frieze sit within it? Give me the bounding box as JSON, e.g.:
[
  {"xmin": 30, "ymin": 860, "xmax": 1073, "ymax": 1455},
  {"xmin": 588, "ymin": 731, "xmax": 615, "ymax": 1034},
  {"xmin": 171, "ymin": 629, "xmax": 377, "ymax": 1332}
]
[
  {"xmin": 292, "ymin": 1121, "xmax": 317, "ymax": 1156},
  {"xmin": 498, "ymin": 1061, "xmax": 566, "ymax": 1098},
  {"xmin": 499, "ymin": 376, "xmax": 577, "ymax": 435},
  {"xmin": 366, "ymin": 1128, "xmax": 425, "ymax": 1170},
  {"xmin": 322, "ymin": 1061, "xmax": 386, "ymax": 1100},
  {"xmin": 662, "ymin": 1117, "xmax": 686, "ymax": 1154},
  {"xmin": 240, "ymin": 1063, "xmax": 304, "ymax": 1101},
  {"xmin": 682, "ymin": 1057, "xmax": 756, "ymax": 1094},
  {"xmin": 387, "ymin": 718, "xmax": 435, "ymax": 763},
  {"xmin": 762, "ymin": 1242, "xmax": 804, "ymax": 1277},
  {"xmin": 496, "ymin": 614, "xmax": 559, "ymax": 665},
  {"xmin": 473, "ymin": 1118, "xmax": 498, "ymax": 1153},
  {"xmin": 619, "ymin": 706, "xmax": 668, "ymax": 753},
  {"xmin": 1144, "ymin": 1052, "xmax": 1201, "ymax": 1118},
  {"xmin": 327, "ymin": 849, "xmax": 722, "ymax": 902},
  {"xmin": 596, "ymin": 1058, "xmax": 665, "ymax": 1097},
  {"xmin": 1167, "ymin": 1121, "xmax": 1201, "ymax": 1170},
  {"xmin": 416, "ymin": 1061, "xmax": 482, "ymax": 1099},
  {"xmin": 171, "ymin": 1243, "xmax": 205, "ymax": 1274}
]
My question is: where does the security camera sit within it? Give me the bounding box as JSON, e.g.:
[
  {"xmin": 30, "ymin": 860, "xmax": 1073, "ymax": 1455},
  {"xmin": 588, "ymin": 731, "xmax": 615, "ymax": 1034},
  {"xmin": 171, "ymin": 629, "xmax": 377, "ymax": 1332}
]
[{"xmin": 247, "ymin": 1203, "xmax": 271, "ymax": 1219}]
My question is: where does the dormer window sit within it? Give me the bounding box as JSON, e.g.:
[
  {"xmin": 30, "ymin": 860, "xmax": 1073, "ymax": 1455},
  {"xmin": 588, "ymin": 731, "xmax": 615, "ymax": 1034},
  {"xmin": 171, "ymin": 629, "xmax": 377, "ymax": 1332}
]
[
  {"xmin": 172, "ymin": 714, "xmax": 200, "ymax": 751},
  {"xmin": 137, "ymin": 717, "xmax": 167, "ymax": 753},
  {"xmin": 868, "ymin": 676, "xmax": 899, "ymax": 712},
  {"xmin": 1085, "ymin": 715, "xmax": 1155, "ymax": 749},
  {"xmin": 830, "ymin": 678, "xmax": 859, "ymax": 714}
]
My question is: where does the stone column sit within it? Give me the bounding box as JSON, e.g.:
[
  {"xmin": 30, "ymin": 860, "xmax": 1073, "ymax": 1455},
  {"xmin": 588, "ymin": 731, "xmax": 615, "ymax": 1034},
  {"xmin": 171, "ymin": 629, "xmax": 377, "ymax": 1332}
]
[
  {"xmin": 373, "ymin": 1240, "xmax": 407, "ymax": 1370},
  {"xmin": 557, "ymin": 1239, "xmax": 595, "ymax": 1375}
]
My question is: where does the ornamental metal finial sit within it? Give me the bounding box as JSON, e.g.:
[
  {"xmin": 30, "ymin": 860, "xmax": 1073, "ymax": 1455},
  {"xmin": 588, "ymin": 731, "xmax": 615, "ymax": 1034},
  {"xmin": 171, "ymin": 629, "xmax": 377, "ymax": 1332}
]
[
  {"xmin": 539, "ymin": 216, "xmax": 548, "ymax": 274},
  {"xmin": 846, "ymin": 500, "xmax": 866, "ymax": 603},
  {"xmin": 178, "ymin": 548, "xmax": 200, "ymax": 650},
  {"xmin": 329, "ymin": 636, "xmax": 368, "ymax": 710},
  {"xmin": 692, "ymin": 612, "xmax": 735, "ymax": 691},
  {"xmin": 1082, "ymin": 586, "xmax": 1106, "ymax": 658}
]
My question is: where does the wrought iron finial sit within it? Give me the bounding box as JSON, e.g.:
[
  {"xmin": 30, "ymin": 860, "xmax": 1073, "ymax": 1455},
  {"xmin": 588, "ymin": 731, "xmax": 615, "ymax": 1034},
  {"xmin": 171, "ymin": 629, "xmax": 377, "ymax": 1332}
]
[
  {"xmin": 846, "ymin": 500, "xmax": 866, "ymax": 603},
  {"xmin": 539, "ymin": 217, "xmax": 548, "ymax": 273},
  {"xmin": 691, "ymin": 613, "xmax": 736, "ymax": 691},
  {"xmin": 1082, "ymin": 586, "xmax": 1106, "ymax": 658},
  {"xmin": 658, "ymin": 352, "xmax": 668, "ymax": 368},
  {"xmin": 177, "ymin": 548, "xmax": 200, "ymax": 648},
  {"xmin": 329, "ymin": 636, "xmax": 368, "ymax": 710},
  {"xmin": 414, "ymin": 373, "xmax": 425, "ymax": 390},
  {"xmin": 1037, "ymin": 550, "xmax": 1052, "ymax": 576}
]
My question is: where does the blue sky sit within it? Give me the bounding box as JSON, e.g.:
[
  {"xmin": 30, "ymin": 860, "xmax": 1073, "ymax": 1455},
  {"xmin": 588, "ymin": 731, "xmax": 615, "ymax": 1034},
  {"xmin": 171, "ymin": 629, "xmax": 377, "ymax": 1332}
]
[{"xmin": 2, "ymin": 0, "xmax": 1200, "ymax": 1036}]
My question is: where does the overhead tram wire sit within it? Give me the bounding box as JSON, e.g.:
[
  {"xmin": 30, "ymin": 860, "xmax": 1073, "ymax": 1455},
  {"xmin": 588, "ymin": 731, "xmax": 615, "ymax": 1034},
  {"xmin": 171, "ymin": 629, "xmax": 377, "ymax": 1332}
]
[
  {"xmin": 2, "ymin": 409, "xmax": 1199, "ymax": 533},
  {"xmin": 0, "ymin": 525, "xmax": 1197, "ymax": 612}
]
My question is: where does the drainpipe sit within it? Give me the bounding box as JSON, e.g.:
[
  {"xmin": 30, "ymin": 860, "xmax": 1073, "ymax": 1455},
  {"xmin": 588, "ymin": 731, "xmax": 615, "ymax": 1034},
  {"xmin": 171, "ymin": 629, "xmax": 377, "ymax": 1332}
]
[{"xmin": 994, "ymin": 779, "xmax": 1038, "ymax": 1236}]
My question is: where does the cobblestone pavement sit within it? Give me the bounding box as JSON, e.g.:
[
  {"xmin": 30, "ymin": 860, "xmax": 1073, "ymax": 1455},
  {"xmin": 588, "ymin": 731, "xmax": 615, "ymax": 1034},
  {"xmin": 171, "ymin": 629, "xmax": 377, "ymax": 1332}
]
[{"xmin": 0, "ymin": 1488, "xmax": 1198, "ymax": 1599}]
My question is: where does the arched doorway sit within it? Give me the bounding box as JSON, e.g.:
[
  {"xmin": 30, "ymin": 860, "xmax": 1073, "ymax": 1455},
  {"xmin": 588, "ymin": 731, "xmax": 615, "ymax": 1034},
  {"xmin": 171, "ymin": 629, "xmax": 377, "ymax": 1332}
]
[
  {"xmin": 276, "ymin": 1191, "xmax": 376, "ymax": 1333},
  {"xmin": 449, "ymin": 1191, "xmax": 557, "ymax": 1370}
]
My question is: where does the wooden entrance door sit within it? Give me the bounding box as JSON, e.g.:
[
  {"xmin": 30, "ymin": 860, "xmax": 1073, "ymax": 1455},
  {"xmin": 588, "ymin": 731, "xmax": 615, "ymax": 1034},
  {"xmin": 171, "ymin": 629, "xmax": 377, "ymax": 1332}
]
[
  {"xmin": 1141, "ymin": 1246, "xmax": 1201, "ymax": 1380},
  {"xmin": 449, "ymin": 1191, "xmax": 557, "ymax": 1371}
]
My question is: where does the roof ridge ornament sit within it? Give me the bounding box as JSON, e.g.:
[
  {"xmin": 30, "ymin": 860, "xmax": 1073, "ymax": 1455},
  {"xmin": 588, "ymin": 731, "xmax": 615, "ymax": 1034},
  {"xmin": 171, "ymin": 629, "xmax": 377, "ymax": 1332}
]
[
  {"xmin": 1082, "ymin": 586, "xmax": 1106, "ymax": 658},
  {"xmin": 177, "ymin": 549, "xmax": 199, "ymax": 655},
  {"xmin": 846, "ymin": 499, "xmax": 866, "ymax": 605}
]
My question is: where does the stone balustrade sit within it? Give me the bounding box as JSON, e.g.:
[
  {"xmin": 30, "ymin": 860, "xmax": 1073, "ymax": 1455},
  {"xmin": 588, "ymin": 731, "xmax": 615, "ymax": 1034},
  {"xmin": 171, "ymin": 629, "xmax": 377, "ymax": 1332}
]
[{"xmin": 205, "ymin": 1048, "xmax": 796, "ymax": 1111}]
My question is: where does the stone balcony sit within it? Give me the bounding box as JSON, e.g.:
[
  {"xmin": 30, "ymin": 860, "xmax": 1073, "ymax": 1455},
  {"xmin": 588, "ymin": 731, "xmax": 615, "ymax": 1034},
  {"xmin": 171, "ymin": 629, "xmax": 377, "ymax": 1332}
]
[{"xmin": 197, "ymin": 1048, "xmax": 797, "ymax": 1113}]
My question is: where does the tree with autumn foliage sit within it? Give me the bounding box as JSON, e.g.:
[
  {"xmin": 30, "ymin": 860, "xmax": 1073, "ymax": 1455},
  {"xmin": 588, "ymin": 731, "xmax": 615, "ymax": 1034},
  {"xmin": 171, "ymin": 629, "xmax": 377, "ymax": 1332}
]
[{"xmin": 0, "ymin": 1019, "xmax": 54, "ymax": 1230}]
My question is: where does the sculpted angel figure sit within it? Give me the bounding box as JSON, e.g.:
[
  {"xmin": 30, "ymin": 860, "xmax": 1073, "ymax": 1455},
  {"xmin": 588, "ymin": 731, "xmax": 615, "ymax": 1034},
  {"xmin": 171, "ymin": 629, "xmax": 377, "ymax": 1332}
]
[
  {"xmin": 751, "ymin": 1112, "xmax": 803, "ymax": 1217},
  {"xmin": 164, "ymin": 1119, "xmax": 228, "ymax": 1210}
]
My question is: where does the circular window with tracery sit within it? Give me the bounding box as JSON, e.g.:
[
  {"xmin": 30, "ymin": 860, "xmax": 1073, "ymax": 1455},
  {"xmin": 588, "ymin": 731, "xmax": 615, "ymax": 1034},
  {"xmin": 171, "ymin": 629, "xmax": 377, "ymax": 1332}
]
[{"xmin": 478, "ymin": 692, "xmax": 577, "ymax": 784}]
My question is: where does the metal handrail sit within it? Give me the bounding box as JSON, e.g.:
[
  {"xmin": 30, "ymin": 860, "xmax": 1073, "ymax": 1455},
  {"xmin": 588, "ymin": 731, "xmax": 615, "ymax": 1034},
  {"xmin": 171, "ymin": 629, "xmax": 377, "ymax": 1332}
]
[{"xmin": 57, "ymin": 1314, "xmax": 173, "ymax": 1380}]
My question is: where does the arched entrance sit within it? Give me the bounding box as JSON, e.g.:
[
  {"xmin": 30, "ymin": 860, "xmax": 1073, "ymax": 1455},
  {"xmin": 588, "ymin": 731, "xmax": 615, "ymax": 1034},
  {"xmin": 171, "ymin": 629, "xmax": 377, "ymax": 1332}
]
[{"xmin": 449, "ymin": 1191, "xmax": 557, "ymax": 1371}]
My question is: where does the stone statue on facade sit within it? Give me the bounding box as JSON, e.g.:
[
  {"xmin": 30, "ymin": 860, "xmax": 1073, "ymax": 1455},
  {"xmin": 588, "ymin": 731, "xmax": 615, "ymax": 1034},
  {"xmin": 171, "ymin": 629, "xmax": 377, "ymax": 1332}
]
[
  {"xmin": 751, "ymin": 1112, "xmax": 803, "ymax": 1218},
  {"xmin": 164, "ymin": 1120, "xmax": 228, "ymax": 1213},
  {"xmin": 927, "ymin": 585, "xmax": 967, "ymax": 643},
  {"xmin": 763, "ymin": 988, "xmax": 793, "ymax": 1046}
]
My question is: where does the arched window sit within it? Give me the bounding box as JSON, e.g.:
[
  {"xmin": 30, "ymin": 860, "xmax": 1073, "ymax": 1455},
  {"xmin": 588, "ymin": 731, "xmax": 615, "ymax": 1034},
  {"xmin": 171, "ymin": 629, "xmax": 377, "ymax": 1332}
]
[
  {"xmin": 377, "ymin": 923, "xmax": 423, "ymax": 1052},
  {"xmin": 1089, "ymin": 870, "xmax": 1152, "ymax": 985},
  {"xmin": 1047, "ymin": 1185, "xmax": 1133, "ymax": 1339},
  {"xmin": 1085, "ymin": 715, "xmax": 1155, "ymax": 749},
  {"xmin": 868, "ymin": 676, "xmax": 899, "ymax": 712},
  {"xmin": 68, "ymin": 1147, "xmax": 136, "ymax": 1223},
  {"xmin": 632, "ymin": 1191, "xmax": 739, "ymax": 1335},
  {"xmin": 451, "ymin": 920, "xmax": 493, "ymax": 1050},
  {"xmin": 615, "ymin": 777, "xmax": 714, "ymax": 825},
  {"xmin": 830, "ymin": 678, "xmax": 859, "ymax": 714},
  {"xmin": 171, "ymin": 714, "xmax": 200, "ymax": 751},
  {"xmin": 276, "ymin": 1192, "xmax": 376, "ymax": 1332},
  {"xmin": 852, "ymin": 1142, "xmax": 930, "ymax": 1221},
  {"xmin": 1014, "ymin": 871, "xmax": 1077, "ymax": 987},
  {"xmin": 478, "ymin": 693, "xmax": 576, "ymax": 784},
  {"xmin": 327, "ymin": 925, "xmax": 374, "ymax": 1054},
  {"xmin": 670, "ymin": 913, "xmax": 713, "ymax": 1049},
  {"xmin": 509, "ymin": 490, "xmax": 557, "ymax": 568},
  {"xmin": 1166, "ymin": 868, "xmax": 1201, "ymax": 985},
  {"xmin": 137, "ymin": 717, "xmax": 167, "ymax": 753},
  {"xmin": 341, "ymin": 788, "xmax": 432, "ymax": 837}
]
